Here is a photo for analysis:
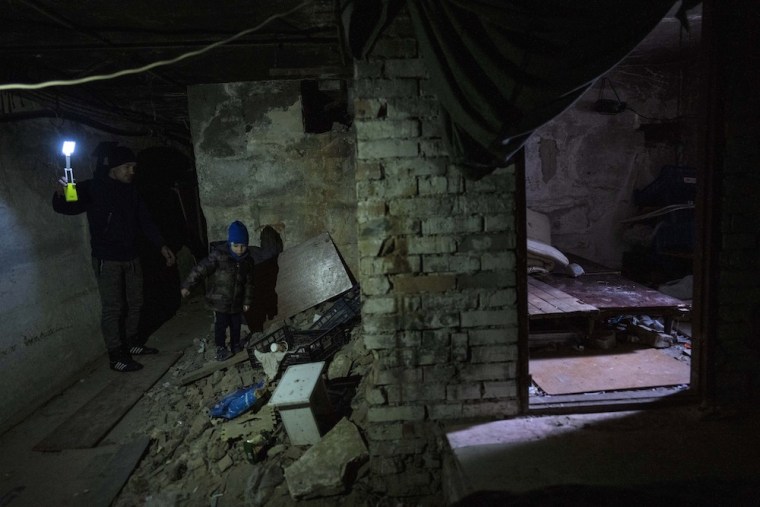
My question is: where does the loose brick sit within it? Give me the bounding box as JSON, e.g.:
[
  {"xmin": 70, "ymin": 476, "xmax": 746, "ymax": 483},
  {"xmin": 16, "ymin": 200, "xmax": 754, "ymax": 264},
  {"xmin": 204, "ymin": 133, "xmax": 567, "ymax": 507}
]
[
  {"xmin": 357, "ymin": 139, "xmax": 419, "ymax": 159},
  {"xmin": 469, "ymin": 328, "xmax": 518, "ymax": 346},
  {"xmin": 367, "ymin": 405, "xmax": 426, "ymax": 423},
  {"xmin": 392, "ymin": 274, "xmax": 456, "ymax": 293},
  {"xmin": 355, "ymin": 119, "xmax": 421, "ymax": 140},
  {"xmin": 428, "ymin": 403, "xmax": 463, "ymax": 420},
  {"xmin": 447, "ymin": 383, "xmax": 482, "ymax": 401},
  {"xmin": 402, "ymin": 383, "xmax": 446, "ymax": 401},
  {"xmin": 483, "ymin": 380, "xmax": 518, "ymax": 399},
  {"xmin": 471, "ymin": 345, "xmax": 516, "ymax": 363},
  {"xmin": 462, "ymin": 400, "xmax": 519, "ymax": 418},
  {"xmin": 460, "ymin": 362, "xmax": 516, "ymax": 382},
  {"xmin": 363, "ymin": 296, "xmax": 397, "ymax": 314},
  {"xmin": 421, "ymin": 216, "xmax": 483, "ymax": 235},
  {"xmin": 461, "ymin": 310, "xmax": 516, "ymax": 327}
]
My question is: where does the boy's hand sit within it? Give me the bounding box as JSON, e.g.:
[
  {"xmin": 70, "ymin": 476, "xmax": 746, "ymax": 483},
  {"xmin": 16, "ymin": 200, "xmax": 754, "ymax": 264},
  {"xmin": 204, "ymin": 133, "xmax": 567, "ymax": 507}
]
[
  {"xmin": 181, "ymin": 288, "xmax": 190, "ymax": 298},
  {"xmin": 243, "ymin": 305, "xmax": 250, "ymax": 312},
  {"xmin": 161, "ymin": 246, "xmax": 176, "ymax": 267}
]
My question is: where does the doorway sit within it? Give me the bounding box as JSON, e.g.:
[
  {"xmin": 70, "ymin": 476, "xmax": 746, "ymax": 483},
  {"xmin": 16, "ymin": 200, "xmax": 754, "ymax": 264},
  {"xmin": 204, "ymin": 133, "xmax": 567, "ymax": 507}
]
[{"xmin": 517, "ymin": 8, "xmax": 703, "ymax": 410}]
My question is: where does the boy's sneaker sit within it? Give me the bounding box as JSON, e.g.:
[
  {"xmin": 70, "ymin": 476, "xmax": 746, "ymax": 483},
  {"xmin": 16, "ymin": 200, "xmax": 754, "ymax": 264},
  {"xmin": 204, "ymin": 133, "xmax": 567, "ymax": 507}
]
[
  {"xmin": 231, "ymin": 342, "xmax": 243, "ymax": 355},
  {"xmin": 110, "ymin": 357, "xmax": 143, "ymax": 372},
  {"xmin": 128, "ymin": 345, "xmax": 159, "ymax": 355},
  {"xmin": 216, "ymin": 346, "xmax": 233, "ymax": 362}
]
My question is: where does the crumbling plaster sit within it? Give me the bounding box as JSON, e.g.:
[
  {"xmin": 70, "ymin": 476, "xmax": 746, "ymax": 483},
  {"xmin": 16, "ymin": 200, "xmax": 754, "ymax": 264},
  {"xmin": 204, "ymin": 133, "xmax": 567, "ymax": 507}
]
[{"xmin": 187, "ymin": 80, "xmax": 358, "ymax": 276}]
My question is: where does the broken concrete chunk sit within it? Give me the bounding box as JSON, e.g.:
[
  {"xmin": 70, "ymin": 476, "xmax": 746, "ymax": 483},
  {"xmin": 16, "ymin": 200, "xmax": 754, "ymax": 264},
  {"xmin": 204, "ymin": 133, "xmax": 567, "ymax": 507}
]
[
  {"xmin": 283, "ymin": 417, "xmax": 369, "ymax": 499},
  {"xmin": 327, "ymin": 353, "xmax": 352, "ymax": 380}
]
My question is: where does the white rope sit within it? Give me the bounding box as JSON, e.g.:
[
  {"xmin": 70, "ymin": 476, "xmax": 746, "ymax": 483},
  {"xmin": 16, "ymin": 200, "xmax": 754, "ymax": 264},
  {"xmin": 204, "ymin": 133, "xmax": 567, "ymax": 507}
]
[{"xmin": 0, "ymin": 0, "xmax": 312, "ymax": 91}]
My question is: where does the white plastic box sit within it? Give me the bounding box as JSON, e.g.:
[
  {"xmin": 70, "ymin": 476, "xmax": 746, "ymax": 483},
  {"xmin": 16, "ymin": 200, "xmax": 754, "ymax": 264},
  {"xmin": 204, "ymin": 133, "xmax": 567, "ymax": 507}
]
[{"xmin": 269, "ymin": 361, "xmax": 332, "ymax": 445}]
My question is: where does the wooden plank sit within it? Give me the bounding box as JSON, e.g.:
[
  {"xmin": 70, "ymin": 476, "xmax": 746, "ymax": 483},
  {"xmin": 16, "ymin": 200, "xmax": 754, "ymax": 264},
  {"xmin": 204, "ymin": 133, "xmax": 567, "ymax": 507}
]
[
  {"xmin": 179, "ymin": 349, "xmax": 249, "ymax": 385},
  {"xmin": 528, "ymin": 277, "xmax": 598, "ymax": 316},
  {"xmin": 530, "ymin": 345, "xmax": 690, "ymax": 395},
  {"xmin": 244, "ymin": 232, "xmax": 354, "ymax": 331},
  {"xmin": 539, "ymin": 273, "xmax": 690, "ymax": 315},
  {"xmin": 86, "ymin": 437, "xmax": 150, "ymax": 506},
  {"xmin": 34, "ymin": 352, "xmax": 181, "ymax": 451}
]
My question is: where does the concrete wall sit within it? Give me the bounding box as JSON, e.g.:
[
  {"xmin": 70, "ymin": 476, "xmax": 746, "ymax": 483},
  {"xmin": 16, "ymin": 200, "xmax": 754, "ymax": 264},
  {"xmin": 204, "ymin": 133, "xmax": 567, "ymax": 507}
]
[
  {"xmin": 0, "ymin": 116, "xmax": 159, "ymax": 434},
  {"xmin": 353, "ymin": 12, "xmax": 520, "ymax": 497},
  {"xmin": 525, "ymin": 19, "xmax": 702, "ymax": 269},
  {"xmin": 186, "ymin": 81, "xmax": 357, "ymax": 276}
]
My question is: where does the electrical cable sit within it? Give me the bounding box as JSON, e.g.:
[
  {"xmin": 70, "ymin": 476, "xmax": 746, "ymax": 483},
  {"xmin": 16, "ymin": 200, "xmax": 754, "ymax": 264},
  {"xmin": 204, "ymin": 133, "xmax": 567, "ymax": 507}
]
[{"xmin": 0, "ymin": 0, "xmax": 312, "ymax": 91}]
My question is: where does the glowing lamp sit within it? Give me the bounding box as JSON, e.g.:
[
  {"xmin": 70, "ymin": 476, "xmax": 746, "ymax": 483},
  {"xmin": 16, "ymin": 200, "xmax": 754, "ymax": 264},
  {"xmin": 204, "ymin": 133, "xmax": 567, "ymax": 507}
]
[{"xmin": 62, "ymin": 140, "xmax": 78, "ymax": 202}]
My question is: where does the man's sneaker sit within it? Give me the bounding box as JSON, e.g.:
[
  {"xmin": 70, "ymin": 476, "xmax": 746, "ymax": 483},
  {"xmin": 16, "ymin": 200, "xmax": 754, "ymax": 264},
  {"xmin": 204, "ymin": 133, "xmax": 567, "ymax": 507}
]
[
  {"xmin": 128, "ymin": 345, "xmax": 159, "ymax": 355},
  {"xmin": 216, "ymin": 346, "xmax": 233, "ymax": 362},
  {"xmin": 110, "ymin": 357, "xmax": 143, "ymax": 372},
  {"xmin": 231, "ymin": 342, "xmax": 243, "ymax": 354}
]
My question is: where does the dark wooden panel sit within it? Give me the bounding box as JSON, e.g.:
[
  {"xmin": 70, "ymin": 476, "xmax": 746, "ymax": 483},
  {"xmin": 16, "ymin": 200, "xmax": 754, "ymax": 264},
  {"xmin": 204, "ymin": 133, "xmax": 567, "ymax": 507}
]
[
  {"xmin": 534, "ymin": 273, "xmax": 689, "ymax": 316},
  {"xmin": 87, "ymin": 437, "xmax": 151, "ymax": 506},
  {"xmin": 528, "ymin": 276, "xmax": 598, "ymax": 318},
  {"xmin": 245, "ymin": 233, "xmax": 354, "ymax": 330},
  {"xmin": 531, "ymin": 345, "xmax": 690, "ymax": 395}
]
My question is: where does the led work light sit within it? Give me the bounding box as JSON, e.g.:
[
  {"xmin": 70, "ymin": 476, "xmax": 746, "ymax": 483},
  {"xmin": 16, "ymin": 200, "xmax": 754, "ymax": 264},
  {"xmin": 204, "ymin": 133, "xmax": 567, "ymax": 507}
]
[{"xmin": 62, "ymin": 141, "xmax": 78, "ymax": 202}]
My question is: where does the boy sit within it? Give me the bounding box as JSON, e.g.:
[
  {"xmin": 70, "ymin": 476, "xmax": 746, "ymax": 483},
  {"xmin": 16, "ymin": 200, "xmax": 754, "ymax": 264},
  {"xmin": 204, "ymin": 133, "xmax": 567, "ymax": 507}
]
[{"xmin": 181, "ymin": 221, "xmax": 254, "ymax": 361}]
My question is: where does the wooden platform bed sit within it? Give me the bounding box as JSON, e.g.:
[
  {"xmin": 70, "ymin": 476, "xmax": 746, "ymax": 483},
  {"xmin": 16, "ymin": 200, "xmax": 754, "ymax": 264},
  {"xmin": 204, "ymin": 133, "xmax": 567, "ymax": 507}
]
[{"xmin": 527, "ymin": 254, "xmax": 690, "ymax": 344}]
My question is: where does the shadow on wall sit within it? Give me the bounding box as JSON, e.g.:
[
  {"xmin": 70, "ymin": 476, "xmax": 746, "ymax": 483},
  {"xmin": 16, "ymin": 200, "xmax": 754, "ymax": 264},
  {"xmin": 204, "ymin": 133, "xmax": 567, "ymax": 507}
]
[
  {"xmin": 245, "ymin": 225, "xmax": 284, "ymax": 333},
  {"xmin": 133, "ymin": 145, "xmax": 196, "ymax": 344}
]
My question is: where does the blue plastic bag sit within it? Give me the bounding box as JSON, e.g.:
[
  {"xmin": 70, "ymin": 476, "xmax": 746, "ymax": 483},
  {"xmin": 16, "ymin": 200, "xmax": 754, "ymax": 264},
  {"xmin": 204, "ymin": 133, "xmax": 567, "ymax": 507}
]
[{"xmin": 209, "ymin": 380, "xmax": 266, "ymax": 420}]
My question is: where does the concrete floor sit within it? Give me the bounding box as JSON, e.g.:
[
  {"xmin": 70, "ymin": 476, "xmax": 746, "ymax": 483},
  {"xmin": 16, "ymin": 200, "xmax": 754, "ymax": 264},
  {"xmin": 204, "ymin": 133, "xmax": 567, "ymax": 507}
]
[
  {"xmin": 444, "ymin": 403, "xmax": 760, "ymax": 505},
  {"xmin": 0, "ymin": 300, "xmax": 211, "ymax": 507},
  {"xmin": 4, "ymin": 300, "xmax": 759, "ymax": 506}
]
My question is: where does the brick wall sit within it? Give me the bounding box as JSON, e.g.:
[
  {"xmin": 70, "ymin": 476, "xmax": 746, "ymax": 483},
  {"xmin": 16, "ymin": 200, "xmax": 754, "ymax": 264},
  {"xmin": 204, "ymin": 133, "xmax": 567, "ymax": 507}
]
[{"xmin": 352, "ymin": 10, "xmax": 520, "ymax": 497}]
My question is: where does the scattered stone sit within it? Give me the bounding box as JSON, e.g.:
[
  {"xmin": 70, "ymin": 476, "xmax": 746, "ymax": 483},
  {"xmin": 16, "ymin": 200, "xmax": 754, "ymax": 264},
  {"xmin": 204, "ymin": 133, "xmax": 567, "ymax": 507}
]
[
  {"xmin": 284, "ymin": 417, "xmax": 369, "ymax": 499},
  {"xmin": 217, "ymin": 454, "xmax": 233, "ymax": 473}
]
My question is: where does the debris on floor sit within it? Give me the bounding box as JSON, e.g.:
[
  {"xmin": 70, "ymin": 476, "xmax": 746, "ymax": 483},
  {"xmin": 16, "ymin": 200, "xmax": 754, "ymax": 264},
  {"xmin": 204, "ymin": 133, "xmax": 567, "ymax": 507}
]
[{"xmin": 112, "ymin": 285, "xmax": 387, "ymax": 506}]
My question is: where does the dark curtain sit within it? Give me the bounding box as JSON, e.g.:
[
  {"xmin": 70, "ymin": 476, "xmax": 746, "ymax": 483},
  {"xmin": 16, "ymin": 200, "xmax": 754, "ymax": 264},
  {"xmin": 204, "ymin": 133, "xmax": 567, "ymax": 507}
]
[{"xmin": 343, "ymin": 0, "xmax": 697, "ymax": 179}]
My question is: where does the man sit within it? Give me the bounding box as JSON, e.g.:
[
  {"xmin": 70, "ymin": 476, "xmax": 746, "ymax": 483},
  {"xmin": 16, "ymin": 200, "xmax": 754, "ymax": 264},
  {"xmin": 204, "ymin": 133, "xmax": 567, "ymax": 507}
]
[{"xmin": 52, "ymin": 145, "xmax": 176, "ymax": 372}]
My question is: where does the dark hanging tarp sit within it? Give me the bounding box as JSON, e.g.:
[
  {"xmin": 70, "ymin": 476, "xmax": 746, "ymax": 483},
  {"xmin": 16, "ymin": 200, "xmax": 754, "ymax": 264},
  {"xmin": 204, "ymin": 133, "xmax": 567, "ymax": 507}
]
[{"xmin": 342, "ymin": 0, "xmax": 697, "ymax": 178}]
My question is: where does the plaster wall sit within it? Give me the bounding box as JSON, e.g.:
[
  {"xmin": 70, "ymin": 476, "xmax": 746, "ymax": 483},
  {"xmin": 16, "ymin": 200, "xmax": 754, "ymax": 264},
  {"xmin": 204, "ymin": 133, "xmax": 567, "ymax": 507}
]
[
  {"xmin": 187, "ymin": 81, "xmax": 357, "ymax": 276},
  {"xmin": 525, "ymin": 26, "xmax": 702, "ymax": 269},
  {"xmin": 0, "ymin": 117, "xmax": 158, "ymax": 434}
]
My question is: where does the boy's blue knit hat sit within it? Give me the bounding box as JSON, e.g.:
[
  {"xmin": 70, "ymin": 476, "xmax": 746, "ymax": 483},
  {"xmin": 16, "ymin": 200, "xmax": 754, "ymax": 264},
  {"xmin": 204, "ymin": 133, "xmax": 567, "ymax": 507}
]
[{"xmin": 228, "ymin": 221, "xmax": 249, "ymax": 244}]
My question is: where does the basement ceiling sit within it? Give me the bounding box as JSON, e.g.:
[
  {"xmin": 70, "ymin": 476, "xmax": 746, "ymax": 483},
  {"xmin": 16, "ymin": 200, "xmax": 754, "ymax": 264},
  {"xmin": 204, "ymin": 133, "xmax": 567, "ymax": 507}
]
[
  {"xmin": 0, "ymin": 0, "xmax": 350, "ymax": 143},
  {"xmin": 0, "ymin": 1, "xmax": 701, "ymax": 146}
]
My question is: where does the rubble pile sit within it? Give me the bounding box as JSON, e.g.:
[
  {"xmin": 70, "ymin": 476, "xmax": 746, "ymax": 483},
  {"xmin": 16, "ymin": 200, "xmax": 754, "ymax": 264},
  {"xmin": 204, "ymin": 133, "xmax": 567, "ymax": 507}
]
[{"xmin": 113, "ymin": 292, "xmax": 384, "ymax": 507}]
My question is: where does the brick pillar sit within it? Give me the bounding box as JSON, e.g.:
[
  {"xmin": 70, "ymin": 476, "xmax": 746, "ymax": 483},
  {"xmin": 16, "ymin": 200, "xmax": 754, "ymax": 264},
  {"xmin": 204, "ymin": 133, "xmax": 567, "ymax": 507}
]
[{"xmin": 352, "ymin": 9, "xmax": 520, "ymax": 498}]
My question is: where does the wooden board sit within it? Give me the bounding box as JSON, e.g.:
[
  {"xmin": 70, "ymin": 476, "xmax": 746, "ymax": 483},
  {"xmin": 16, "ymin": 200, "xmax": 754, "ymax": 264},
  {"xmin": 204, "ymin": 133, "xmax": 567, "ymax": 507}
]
[
  {"xmin": 244, "ymin": 232, "xmax": 354, "ymax": 331},
  {"xmin": 528, "ymin": 276, "xmax": 598, "ymax": 318},
  {"xmin": 34, "ymin": 352, "xmax": 181, "ymax": 451},
  {"xmin": 178, "ymin": 349, "xmax": 249, "ymax": 385},
  {"xmin": 532, "ymin": 273, "xmax": 690, "ymax": 317},
  {"xmin": 85, "ymin": 437, "xmax": 150, "ymax": 506},
  {"xmin": 530, "ymin": 346, "xmax": 690, "ymax": 395}
]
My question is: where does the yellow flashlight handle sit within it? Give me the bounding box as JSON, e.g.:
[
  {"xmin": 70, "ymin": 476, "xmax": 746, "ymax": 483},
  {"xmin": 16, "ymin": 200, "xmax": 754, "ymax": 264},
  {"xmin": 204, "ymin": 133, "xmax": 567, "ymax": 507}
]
[{"xmin": 65, "ymin": 183, "xmax": 78, "ymax": 202}]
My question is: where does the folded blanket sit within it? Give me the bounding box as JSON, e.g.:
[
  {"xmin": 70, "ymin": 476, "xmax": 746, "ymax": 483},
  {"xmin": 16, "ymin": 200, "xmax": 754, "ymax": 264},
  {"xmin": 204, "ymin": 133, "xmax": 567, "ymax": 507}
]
[{"xmin": 527, "ymin": 238, "xmax": 570, "ymax": 271}]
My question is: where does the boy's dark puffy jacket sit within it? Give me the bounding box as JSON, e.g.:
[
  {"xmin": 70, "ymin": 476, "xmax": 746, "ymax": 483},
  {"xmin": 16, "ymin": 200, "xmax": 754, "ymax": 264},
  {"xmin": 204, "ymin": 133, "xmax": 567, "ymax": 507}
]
[{"xmin": 182, "ymin": 243, "xmax": 255, "ymax": 313}]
